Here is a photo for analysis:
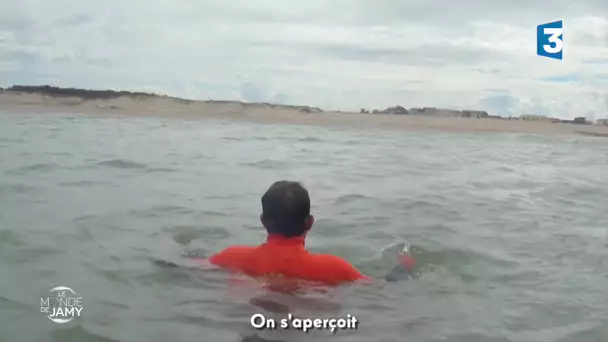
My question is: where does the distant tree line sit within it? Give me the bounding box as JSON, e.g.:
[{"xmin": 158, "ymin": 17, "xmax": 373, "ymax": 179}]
[{"xmin": 6, "ymin": 85, "xmax": 163, "ymax": 100}]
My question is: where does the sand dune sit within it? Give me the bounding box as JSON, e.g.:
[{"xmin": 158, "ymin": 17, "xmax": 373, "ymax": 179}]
[{"xmin": 1, "ymin": 87, "xmax": 607, "ymax": 137}]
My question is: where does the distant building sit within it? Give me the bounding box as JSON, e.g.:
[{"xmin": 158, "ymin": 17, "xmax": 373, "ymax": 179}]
[
  {"xmin": 573, "ymin": 117, "xmax": 588, "ymax": 124},
  {"xmin": 408, "ymin": 108, "xmax": 424, "ymax": 115},
  {"xmin": 520, "ymin": 114, "xmax": 547, "ymax": 121},
  {"xmin": 372, "ymin": 105, "xmax": 407, "ymax": 115},
  {"xmin": 596, "ymin": 119, "xmax": 608, "ymax": 126},
  {"xmin": 520, "ymin": 114, "xmax": 560, "ymax": 122},
  {"xmin": 461, "ymin": 110, "xmax": 489, "ymax": 118},
  {"xmin": 298, "ymin": 106, "xmax": 323, "ymax": 113},
  {"xmin": 370, "ymin": 106, "xmax": 493, "ymax": 118},
  {"xmin": 385, "ymin": 105, "xmax": 407, "ymax": 114},
  {"xmin": 421, "ymin": 107, "xmax": 462, "ymax": 117}
]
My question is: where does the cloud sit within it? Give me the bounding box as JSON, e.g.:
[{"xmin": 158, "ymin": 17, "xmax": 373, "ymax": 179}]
[
  {"xmin": 240, "ymin": 82, "xmax": 264, "ymax": 103},
  {"xmin": 536, "ymin": 74, "xmax": 581, "ymax": 83},
  {"xmin": 479, "ymin": 93, "xmax": 519, "ymax": 116},
  {"xmin": 0, "ymin": 1, "xmax": 607, "ymax": 119}
]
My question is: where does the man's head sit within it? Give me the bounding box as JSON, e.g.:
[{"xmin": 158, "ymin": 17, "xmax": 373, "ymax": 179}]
[{"xmin": 261, "ymin": 181, "xmax": 314, "ymax": 237}]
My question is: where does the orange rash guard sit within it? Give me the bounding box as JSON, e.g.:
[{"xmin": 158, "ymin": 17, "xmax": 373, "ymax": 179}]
[{"xmin": 207, "ymin": 234, "xmax": 372, "ymax": 285}]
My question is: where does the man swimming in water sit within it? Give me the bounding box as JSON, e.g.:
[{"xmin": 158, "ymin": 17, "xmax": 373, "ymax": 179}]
[{"xmin": 207, "ymin": 181, "xmax": 415, "ymax": 284}]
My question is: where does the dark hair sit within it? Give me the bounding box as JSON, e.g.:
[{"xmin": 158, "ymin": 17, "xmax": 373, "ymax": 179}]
[{"xmin": 261, "ymin": 181, "xmax": 311, "ymax": 237}]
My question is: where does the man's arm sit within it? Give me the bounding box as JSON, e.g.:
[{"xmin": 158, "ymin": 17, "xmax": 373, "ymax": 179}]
[
  {"xmin": 205, "ymin": 246, "xmax": 251, "ymax": 268},
  {"xmin": 332, "ymin": 253, "xmax": 416, "ymax": 283},
  {"xmin": 182, "ymin": 246, "xmax": 244, "ymax": 270},
  {"xmin": 338, "ymin": 261, "xmax": 374, "ymax": 282}
]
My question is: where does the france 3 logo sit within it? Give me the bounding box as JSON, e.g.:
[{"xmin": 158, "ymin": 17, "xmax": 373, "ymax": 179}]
[{"xmin": 537, "ymin": 20, "xmax": 563, "ymax": 60}]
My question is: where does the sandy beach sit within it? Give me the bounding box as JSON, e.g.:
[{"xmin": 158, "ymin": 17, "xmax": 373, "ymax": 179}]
[{"xmin": 2, "ymin": 89, "xmax": 608, "ymax": 137}]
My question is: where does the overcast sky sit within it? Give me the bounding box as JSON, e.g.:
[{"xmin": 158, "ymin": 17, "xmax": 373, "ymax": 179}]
[{"xmin": 0, "ymin": 1, "xmax": 607, "ymax": 119}]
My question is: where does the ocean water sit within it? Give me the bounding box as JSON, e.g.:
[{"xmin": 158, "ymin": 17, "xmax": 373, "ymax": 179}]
[{"xmin": 0, "ymin": 111, "xmax": 607, "ymax": 342}]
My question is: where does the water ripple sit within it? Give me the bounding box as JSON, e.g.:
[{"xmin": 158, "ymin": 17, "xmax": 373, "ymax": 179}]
[
  {"xmin": 5, "ymin": 162, "xmax": 62, "ymax": 174},
  {"xmin": 0, "ymin": 183, "xmax": 40, "ymax": 194},
  {"xmin": 241, "ymin": 159, "xmax": 288, "ymax": 169},
  {"xmin": 95, "ymin": 159, "xmax": 147, "ymax": 169}
]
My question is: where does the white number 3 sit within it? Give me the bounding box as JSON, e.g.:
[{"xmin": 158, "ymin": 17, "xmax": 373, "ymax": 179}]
[{"xmin": 543, "ymin": 28, "xmax": 563, "ymax": 54}]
